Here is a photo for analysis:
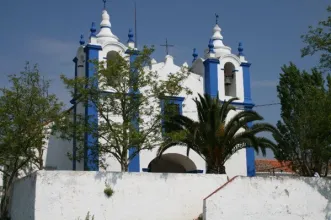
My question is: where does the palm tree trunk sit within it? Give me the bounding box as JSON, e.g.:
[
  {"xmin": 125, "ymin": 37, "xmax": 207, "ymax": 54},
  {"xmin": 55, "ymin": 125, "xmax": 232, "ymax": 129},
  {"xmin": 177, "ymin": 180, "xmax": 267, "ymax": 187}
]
[{"xmin": 206, "ymin": 164, "xmax": 226, "ymax": 174}]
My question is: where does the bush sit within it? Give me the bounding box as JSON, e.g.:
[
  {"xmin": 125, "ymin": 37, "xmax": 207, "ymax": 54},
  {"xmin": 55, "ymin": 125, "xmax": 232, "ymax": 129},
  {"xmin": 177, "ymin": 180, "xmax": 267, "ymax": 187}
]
[{"xmin": 104, "ymin": 186, "xmax": 114, "ymax": 198}]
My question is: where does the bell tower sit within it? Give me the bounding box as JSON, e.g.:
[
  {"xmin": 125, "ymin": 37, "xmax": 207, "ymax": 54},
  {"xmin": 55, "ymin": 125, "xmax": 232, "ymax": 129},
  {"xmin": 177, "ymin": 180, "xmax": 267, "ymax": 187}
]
[{"xmin": 202, "ymin": 16, "xmax": 255, "ymax": 177}]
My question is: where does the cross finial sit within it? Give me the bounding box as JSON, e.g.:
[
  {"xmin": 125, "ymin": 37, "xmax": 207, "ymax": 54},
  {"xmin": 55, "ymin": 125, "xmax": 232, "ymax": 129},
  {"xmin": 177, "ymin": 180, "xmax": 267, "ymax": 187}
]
[
  {"xmin": 160, "ymin": 38, "xmax": 174, "ymax": 55},
  {"xmin": 215, "ymin": 13, "xmax": 219, "ymax": 24},
  {"xmin": 103, "ymin": 0, "xmax": 107, "ymax": 9}
]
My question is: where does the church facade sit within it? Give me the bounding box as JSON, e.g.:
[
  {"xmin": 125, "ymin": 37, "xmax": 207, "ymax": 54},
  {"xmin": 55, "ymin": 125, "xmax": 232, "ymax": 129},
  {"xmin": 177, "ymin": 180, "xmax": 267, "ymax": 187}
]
[{"xmin": 43, "ymin": 7, "xmax": 256, "ymax": 178}]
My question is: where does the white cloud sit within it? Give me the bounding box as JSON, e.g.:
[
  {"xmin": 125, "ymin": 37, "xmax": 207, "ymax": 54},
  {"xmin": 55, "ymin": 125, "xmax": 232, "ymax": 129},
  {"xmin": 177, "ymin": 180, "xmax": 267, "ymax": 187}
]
[{"xmin": 251, "ymin": 80, "xmax": 278, "ymax": 88}]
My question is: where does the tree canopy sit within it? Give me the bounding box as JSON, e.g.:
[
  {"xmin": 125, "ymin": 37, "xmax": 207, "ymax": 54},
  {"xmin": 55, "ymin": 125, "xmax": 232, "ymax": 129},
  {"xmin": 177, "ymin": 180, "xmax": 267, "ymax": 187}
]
[
  {"xmin": 301, "ymin": 5, "xmax": 331, "ymax": 72},
  {"xmin": 273, "ymin": 63, "xmax": 331, "ymax": 176},
  {"xmin": 0, "ymin": 63, "xmax": 64, "ymax": 218},
  {"xmin": 158, "ymin": 94, "xmax": 278, "ymax": 174}
]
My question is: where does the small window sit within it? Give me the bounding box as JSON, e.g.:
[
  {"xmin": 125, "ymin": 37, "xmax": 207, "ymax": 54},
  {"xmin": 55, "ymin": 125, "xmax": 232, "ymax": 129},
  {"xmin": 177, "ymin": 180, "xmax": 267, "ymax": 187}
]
[
  {"xmin": 161, "ymin": 98, "xmax": 184, "ymax": 135},
  {"xmin": 163, "ymin": 103, "xmax": 180, "ymax": 134}
]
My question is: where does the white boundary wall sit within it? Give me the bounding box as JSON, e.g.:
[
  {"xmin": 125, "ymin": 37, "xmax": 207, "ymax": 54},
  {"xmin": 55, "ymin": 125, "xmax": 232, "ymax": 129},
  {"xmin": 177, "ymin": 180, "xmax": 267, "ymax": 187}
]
[
  {"xmin": 203, "ymin": 176, "xmax": 331, "ymax": 220},
  {"xmin": 10, "ymin": 171, "xmax": 228, "ymax": 220}
]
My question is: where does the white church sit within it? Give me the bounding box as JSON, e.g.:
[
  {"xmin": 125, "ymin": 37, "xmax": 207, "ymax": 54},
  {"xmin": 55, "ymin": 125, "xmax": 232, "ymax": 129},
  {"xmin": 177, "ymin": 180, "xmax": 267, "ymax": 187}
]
[
  {"xmin": 42, "ymin": 5, "xmax": 256, "ymax": 179},
  {"xmin": 8, "ymin": 4, "xmax": 331, "ymax": 220}
]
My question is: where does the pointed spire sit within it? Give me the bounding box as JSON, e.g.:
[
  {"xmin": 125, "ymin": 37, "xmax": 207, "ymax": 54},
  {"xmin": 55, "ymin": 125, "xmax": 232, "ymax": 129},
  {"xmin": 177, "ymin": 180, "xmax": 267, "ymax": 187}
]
[
  {"xmin": 128, "ymin": 28, "xmax": 134, "ymax": 43},
  {"xmin": 89, "ymin": 22, "xmax": 98, "ymax": 44},
  {"xmin": 100, "ymin": 9, "xmax": 111, "ymax": 29},
  {"xmin": 96, "ymin": 9, "xmax": 119, "ymax": 42},
  {"xmin": 79, "ymin": 34, "xmax": 85, "ymax": 45},
  {"xmin": 207, "ymin": 14, "xmax": 231, "ymax": 57},
  {"xmin": 192, "ymin": 48, "xmax": 198, "ymax": 63},
  {"xmin": 238, "ymin": 42, "xmax": 247, "ymax": 62},
  {"xmin": 238, "ymin": 42, "xmax": 244, "ymax": 56},
  {"xmin": 127, "ymin": 28, "xmax": 135, "ymax": 48},
  {"xmin": 212, "ymin": 24, "xmax": 223, "ymax": 42},
  {"xmin": 90, "ymin": 22, "xmax": 97, "ymax": 38}
]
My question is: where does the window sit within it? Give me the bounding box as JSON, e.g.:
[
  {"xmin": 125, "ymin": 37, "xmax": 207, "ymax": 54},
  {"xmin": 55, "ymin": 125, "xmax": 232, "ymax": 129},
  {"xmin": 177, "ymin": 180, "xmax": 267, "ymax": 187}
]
[{"xmin": 161, "ymin": 97, "xmax": 184, "ymax": 135}]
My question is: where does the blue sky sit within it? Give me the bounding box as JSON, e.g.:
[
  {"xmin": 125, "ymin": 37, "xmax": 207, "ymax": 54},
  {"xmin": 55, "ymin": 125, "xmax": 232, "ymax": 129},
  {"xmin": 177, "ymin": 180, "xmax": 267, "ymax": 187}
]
[{"xmin": 0, "ymin": 0, "xmax": 329, "ymax": 158}]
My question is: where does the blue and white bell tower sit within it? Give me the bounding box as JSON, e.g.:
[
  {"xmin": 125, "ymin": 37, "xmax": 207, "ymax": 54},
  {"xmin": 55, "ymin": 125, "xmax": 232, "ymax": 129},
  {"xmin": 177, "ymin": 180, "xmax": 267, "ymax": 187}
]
[
  {"xmin": 71, "ymin": 4, "xmax": 140, "ymax": 171},
  {"xmin": 191, "ymin": 16, "xmax": 255, "ymax": 176}
]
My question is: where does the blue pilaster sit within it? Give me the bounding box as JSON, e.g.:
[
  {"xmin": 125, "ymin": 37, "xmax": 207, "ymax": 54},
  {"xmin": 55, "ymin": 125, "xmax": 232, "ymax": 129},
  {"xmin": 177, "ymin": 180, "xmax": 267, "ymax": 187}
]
[
  {"xmin": 72, "ymin": 57, "xmax": 78, "ymax": 170},
  {"xmin": 203, "ymin": 58, "xmax": 219, "ymax": 98},
  {"xmin": 241, "ymin": 61, "xmax": 255, "ymax": 176},
  {"xmin": 242, "ymin": 62, "xmax": 253, "ymax": 105},
  {"xmin": 126, "ymin": 47, "xmax": 140, "ymax": 172},
  {"xmin": 84, "ymin": 44, "xmax": 102, "ymax": 171}
]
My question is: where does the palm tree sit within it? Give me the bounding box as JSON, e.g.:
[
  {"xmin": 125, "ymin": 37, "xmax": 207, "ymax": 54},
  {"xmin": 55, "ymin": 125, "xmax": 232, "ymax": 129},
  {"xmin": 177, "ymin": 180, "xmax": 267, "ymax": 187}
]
[{"xmin": 158, "ymin": 94, "xmax": 277, "ymax": 174}]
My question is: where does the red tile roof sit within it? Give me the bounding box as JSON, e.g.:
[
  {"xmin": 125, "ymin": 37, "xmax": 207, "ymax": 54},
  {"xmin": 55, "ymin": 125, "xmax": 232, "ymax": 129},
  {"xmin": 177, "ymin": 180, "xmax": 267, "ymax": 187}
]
[{"xmin": 255, "ymin": 159, "xmax": 294, "ymax": 173}]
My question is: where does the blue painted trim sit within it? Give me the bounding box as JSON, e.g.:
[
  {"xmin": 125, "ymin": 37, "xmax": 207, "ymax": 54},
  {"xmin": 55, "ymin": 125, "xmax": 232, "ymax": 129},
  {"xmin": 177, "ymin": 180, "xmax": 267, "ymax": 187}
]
[
  {"xmin": 245, "ymin": 105, "xmax": 255, "ymax": 177},
  {"xmin": 203, "ymin": 58, "xmax": 220, "ymax": 98},
  {"xmin": 127, "ymin": 50, "xmax": 140, "ymax": 172},
  {"xmin": 238, "ymin": 42, "xmax": 244, "ymax": 56},
  {"xmin": 70, "ymin": 94, "xmax": 83, "ymax": 105},
  {"xmin": 100, "ymin": 26, "xmax": 111, "ymax": 29},
  {"xmin": 84, "ymin": 44, "xmax": 102, "ymax": 51},
  {"xmin": 84, "ymin": 44, "xmax": 102, "ymax": 171},
  {"xmin": 79, "ymin": 34, "xmax": 85, "ymax": 46},
  {"xmin": 127, "ymin": 28, "xmax": 135, "ymax": 43},
  {"xmin": 186, "ymin": 170, "xmax": 203, "ymax": 173},
  {"xmin": 239, "ymin": 60, "xmax": 256, "ymax": 176},
  {"xmin": 160, "ymin": 96, "xmax": 184, "ymax": 135},
  {"xmin": 142, "ymin": 168, "xmax": 150, "ymax": 172},
  {"xmin": 72, "ymin": 57, "xmax": 78, "ymax": 170},
  {"xmin": 90, "ymin": 22, "xmax": 97, "ymax": 38},
  {"xmin": 241, "ymin": 62, "xmax": 253, "ymax": 107},
  {"xmin": 192, "ymin": 48, "xmax": 198, "ymax": 63},
  {"xmin": 208, "ymin": 38, "xmax": 214, "ymax": 53},
  {"xmin": 125, "ymin": 49, "xmax": 139, "ymax": 55}
]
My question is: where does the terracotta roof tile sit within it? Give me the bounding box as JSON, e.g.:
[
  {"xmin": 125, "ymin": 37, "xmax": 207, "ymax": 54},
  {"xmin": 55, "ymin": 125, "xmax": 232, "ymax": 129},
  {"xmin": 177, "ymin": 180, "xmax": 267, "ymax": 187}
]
[{"xmin": 255, "ymin": 159, "xmax": 294, "ymax": 173}]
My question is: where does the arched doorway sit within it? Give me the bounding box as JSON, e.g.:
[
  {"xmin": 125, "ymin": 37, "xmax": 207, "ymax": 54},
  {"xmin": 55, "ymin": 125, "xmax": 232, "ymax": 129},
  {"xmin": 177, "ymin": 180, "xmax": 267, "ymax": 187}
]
[{"xmin": 148, "ymin": 153, "xmax": 197, "ymax": 173}]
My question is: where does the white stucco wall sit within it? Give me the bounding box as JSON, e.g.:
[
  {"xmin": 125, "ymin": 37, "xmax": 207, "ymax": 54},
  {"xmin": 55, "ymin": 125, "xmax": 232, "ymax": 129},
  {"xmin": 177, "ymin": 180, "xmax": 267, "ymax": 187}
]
[
  {"xmin": 9, "ymin": 173, "xmax": 37, "ymax": 220},
  {"xmin": 203, "ymin": 176, "xmax": 331, "ymax": 220},
  {"xmin": 10, "ymin": 171, "xmax": 228, "ymax": 220},
  {"xmin": 223, "ymin": 110, "xmax": 247, "ymax": 178}
]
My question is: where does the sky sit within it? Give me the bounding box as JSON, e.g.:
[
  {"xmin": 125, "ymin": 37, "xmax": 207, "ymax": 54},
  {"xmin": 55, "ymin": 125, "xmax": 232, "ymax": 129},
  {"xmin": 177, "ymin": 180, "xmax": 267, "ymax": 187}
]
[{"xmin": 0, "ymin": 0, "xmax": 329, "ymax": 158}]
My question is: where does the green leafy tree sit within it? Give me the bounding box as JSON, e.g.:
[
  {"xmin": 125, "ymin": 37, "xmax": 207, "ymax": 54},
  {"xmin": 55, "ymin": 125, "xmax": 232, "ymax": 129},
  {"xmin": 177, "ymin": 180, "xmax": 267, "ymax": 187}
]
[
  {"xmin": 301, "ymin": 5, "xmax": 331, "ymax": 72},
  {"xmin": 0, "ymin": 63, "xmax": 64, "ymax": 218},
  {"xmin": 60, "ymin": 46, "xmax": 191, "ymax": 171},
  {"xmin": 273, "ymin": 63, "xmax": 331, "ymax": 177},
  {"xmin": 157, "ymin": 94, "xmax": 277, "ymax": 174}
]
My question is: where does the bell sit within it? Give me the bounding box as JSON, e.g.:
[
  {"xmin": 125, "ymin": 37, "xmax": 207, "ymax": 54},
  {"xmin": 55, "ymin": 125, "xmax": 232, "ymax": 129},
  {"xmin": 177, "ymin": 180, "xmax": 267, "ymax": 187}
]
[{"xmin": 225, "ymin": 76, "xmax": 232, "ymax": 85}]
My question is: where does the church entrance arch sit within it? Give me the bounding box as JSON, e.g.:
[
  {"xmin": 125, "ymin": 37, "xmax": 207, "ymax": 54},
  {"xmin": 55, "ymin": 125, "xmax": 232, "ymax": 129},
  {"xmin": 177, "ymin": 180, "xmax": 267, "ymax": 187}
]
[{"xmin": 147, "ymin": 153, "xmax": 197, "ymax": 173}]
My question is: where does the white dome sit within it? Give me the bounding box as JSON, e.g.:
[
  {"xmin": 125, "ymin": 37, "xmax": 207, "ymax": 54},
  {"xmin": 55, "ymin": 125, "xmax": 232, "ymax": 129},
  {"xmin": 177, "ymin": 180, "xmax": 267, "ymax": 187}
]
[{"xmin": 96, "ymin": 10, "xmax": 119, "ymax": 43}]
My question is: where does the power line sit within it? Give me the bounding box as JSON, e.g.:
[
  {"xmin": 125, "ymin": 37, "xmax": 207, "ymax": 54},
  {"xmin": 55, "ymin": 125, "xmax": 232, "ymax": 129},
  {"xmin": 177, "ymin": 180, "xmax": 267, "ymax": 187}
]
[{"xmin": 255, "ymin": 103, "xmax": 280, "ymax": 108}]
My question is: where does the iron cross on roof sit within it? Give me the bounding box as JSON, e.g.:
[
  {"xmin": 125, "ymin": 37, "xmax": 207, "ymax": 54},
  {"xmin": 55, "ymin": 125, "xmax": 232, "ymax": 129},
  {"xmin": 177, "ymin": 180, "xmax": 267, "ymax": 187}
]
[
  {"xmin": 160, "ymin": 38, "xmax": 174, "ymax": 55},
  {"xmin": 103, "ymin": 0, "xmax": 107, "ymax": 9}
]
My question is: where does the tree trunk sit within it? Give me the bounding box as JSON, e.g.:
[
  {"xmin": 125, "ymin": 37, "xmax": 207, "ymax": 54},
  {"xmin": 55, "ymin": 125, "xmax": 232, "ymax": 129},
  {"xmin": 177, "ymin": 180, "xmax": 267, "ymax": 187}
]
[
  {"xmin": 324, "ymin": 160, "xmax": 330, "ymax": 177},
  {"xmin": 206, "ymin": 164, "xmax": 226, "ymax": 174},
  {"xmin": 121, "ymin": 161, "xmax": 128, "ymax": 172},
  {"xmin": 0, "ymin": 172, "xmax": 16, "ymax": 219}
]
